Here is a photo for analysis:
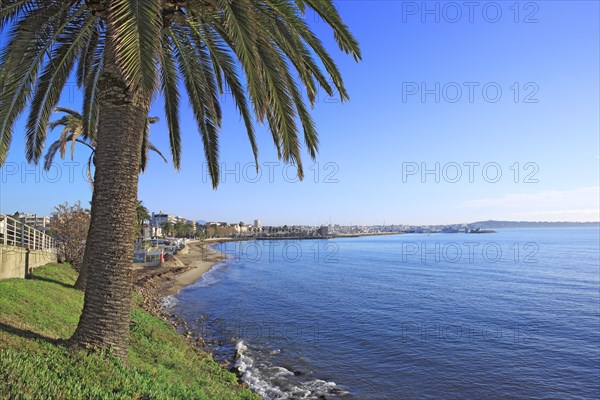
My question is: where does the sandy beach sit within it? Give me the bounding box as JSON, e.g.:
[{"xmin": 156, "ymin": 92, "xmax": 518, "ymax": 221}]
[
  {"xmin": 132, "ymin": 238, "xmax": 254, "ymax": 376},
  {"xmin": 162, "ymin": 241, "xmax": 227, "ymax": 295},
  {"xmin": 133, "ymin": 239, "xmax": 231, "ymax": 320}
]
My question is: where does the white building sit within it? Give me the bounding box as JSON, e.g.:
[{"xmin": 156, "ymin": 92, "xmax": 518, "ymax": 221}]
[
  {"xmin": 143, "ymin": 224, "xmax": 162, "ymax": 238},
  {"xmin": 234, "ymin": 224, "xmax": 249, "ymax": 234},
  {"xmin": 254, "ymin": 219, "xmax": 261, "ymax": 230},
  {"xmin": 15, "ymin": 213, "xmax": 50, "ymax": 229},
  {"xmin": 152, "ymin": 212, "xmax": 177, "ymax": 227}
]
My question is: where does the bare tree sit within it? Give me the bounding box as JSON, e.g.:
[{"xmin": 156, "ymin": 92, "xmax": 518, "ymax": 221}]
[{"xmin": 50, "ymin": 202, "xmax": 91, "ymax": 272}]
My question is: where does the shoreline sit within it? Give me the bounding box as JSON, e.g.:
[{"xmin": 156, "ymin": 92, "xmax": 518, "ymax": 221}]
[
  {"xmin": 132, "ymin": 239, "xmax": 240, "ymax": 364},
  {"xmin": 132, "ymin": 233, "xmax": 405, "ymax": 389},
  {"xmin": 133, "ymin": 238, "xmax": 258, "ymax": 385},
  {"xmin": 135, "ymin": 233, "xmax": 406, "ymax": 308},
  {"xmin": 133, "ymin": 239, "xmax": 229, "ymax": 315},
  {"xmin": 161, "ymin": 241, "xmax": 226, "ymax": 296}
]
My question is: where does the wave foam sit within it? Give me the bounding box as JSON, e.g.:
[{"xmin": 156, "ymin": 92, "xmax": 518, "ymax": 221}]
[
  {"xmin": 161, "ymin": 295, "xmax": 179, "ymax": 309},
  {"xmin": 234, "ymin": 340, "xmax": 347, "ymax": 399},
  {"xmin": 194, "ymin": 263, "xmax": 227, "ymax": 287}
]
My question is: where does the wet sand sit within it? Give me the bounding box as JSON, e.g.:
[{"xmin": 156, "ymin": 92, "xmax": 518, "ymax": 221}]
[{"xmin": 162, "ymin": 241, "xmax": 227, "ymax": 295}]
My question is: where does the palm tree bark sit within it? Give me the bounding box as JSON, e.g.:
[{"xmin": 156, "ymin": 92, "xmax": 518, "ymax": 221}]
[
  {"xmin": 73, "ymin": 214, "xmax": 95, "ymax": 290},
  {"xmin": 73, "ymin": 258, "xmax": 88, "ymax": 290},
  {"xmin": 69, "ymin": 37, "xmax": 149, "ymax": 359}
]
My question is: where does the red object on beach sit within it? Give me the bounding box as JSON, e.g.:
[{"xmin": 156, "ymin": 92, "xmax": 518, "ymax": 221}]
[{"xmin": 160, "ymin": 251, "xmax": 164, "ymax": 264}]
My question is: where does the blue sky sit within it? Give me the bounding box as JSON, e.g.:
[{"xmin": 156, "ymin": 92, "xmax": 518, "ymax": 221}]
[{"xmin": 1, "ymin": 1, "xmax": 599, "ymax": 225}]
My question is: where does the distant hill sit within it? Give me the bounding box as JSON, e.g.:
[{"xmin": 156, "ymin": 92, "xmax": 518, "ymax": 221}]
[{"xmin": 467, "ymin": 220, "xmax": 600, "ymax": 229}]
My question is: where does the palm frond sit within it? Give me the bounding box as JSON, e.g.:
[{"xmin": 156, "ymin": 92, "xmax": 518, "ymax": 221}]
[
  {"xmin": 258, "ymin": 4, "xmax": 323, "ymax": 105},
  {"xmin": 159, "ymin": 33, "xmax": 182, "ymax": 169},
  {"xmin": 192, "ymin": 22, "xmax": 259, "ymax": 170},
  {"xmin": 147, "ymin": 143, "xmax": 168, "ymax": 163},
  {"xmin": 59, "ymin": 126, "xmax": 71, "ymax": 159},
  {"xmin": 109, "ymin": 0, "xmax": 161, "ymax": 95},
  {"xmin": 43, "ymin": 139, "xmax": 62, "ymax": 170},
  {"xmin": 251, "ymin": 2, "xmax": 320, "ymax": 159},
  {"xmin": 25, "ymin": 14, "xmax": 94, "ymax": 163},
  {"xmin": 44, "ymin": 134, "xmax": 93, "ymax": 171},
  {"xmin": 0, "ymin": 2, "xmax": 84, "ymax": 164},
  {"xmin": 53, "ymin": 107, "xmax": 83, "ymax": 118},
  {"xmin": 82, "ymin": 32, "xmax": 104, "ymax": 140},
  {"xmin": 76, "ymin": 21, "xmax": 101, "ymax": 88},
  {"xmin": 171, "ymin": 26, "xmax": 220, "ymax": 188},
  {"xmin": 195, "ymin": 33, "xmax": 222, "ymax": 127},
  {"xmin": 286, "ymin": 66, "xmax": 318, "ymax": 159},
  {"xmin": 214, "ymin": 0, "xmax": 268, "ymax": 122},
  {"xmin": 280, "ymin": 8, "xmax": 351, "ymax": 101},
  {"xmin": 139, "ymin": 119, "xmax": 150, "ymax": 172},
  {"xmin": 0, "ymin": 0, "xmax": 34, "ymax": 30},
  {"xmin": 184, "ymin": 0, "xmax": 359, "ymax": 181},
  {"xmin": 49, "ymin": 115, "xmax": 74, "ymax": 131},
  {"xmin": 140, "ymin": 117, "xmax": 168, "ymax": 173},
  {"xmin": 303, "ymin": 0, "xmax": 361, "ymax": 61},
  {"xmin": 85, "ymin": 150, "xmax": 95, "ymax": 190},
  {"xmin": 255, "ymin": 34, "xmax": 301, "ymax": 174}
]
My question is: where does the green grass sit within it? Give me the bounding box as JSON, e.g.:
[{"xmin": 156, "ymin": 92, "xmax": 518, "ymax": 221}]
[{"xmin": 0, "ymin": 263, "xmax": 259, "ymax": 400}]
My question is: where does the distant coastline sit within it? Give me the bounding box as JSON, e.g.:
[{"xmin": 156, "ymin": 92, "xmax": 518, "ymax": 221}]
[
  {"xmin": 465, "ymin": 220, "xmax": 600, "ymax": 229},
  {"xmin": 255, "ymin": 232, "xmax": 404, "ymax": 240}
]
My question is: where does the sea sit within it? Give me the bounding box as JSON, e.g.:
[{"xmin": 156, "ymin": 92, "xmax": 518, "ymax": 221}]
[{"xmin": 168, "ymin": 228, "xmax": 600, "ymax": 399}]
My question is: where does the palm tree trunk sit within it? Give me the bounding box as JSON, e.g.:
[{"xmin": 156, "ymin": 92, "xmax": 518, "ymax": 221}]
[
  {"xmin": 73, "ymin": 210, "xmax": 98, "ymax": 290},
  {"xmin": 73, "ymin": 261, "xmax": 88, "ymax": 290},
  {"xmin": 73, "ymin": 212, "xmax": 96, "ymax": 290},
  {"xmin": 69, "ymin": 39, "xmax": 149, "ymax": 359}
]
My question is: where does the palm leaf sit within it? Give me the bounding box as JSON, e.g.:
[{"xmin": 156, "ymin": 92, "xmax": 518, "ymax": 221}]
[
  {"xmin": 214, "ymin": 0, "xmax": 269, "ymax": 122},
  {"xmin": 0, "ymin": 2, "xmax": 84, "ymax": 164},
  {"xmin": 0, "ymin": 0, "xmax": 34, "ymax": 30},
  {"xmin": 171, "ymin": 26, "xmax": 220, "ymax": 188},
  {"xmin": 76, "ymin": 21, "xmax": 101, "ymax": 88},
  {"xmin": 44, "ymin": 134, "xmax": 93, "ymax": 171},
  {"xmin": 191, "ymin": 22, "xmax": 259, "ymax": 170},
  {"xmin": 25, "ymin": 14, "xmax": 94, "ymax": 163},
  {"xmin": 302, "ymin": 0, "xmax": 361, "ymax": 61},
  {"xmin": 139, "ymin": 119, "xmax": 150, "ymax": 172},
  {"xmin": 140, "ymin": 118, "xmax": 168, "ymax": 173},
  {"xmin": 109, "ymin": 0, "xmax": 161, "ymax": 95},
  {"xmin": 255, "ymin": 35, "xmax": 301, "ymax": 171},
  {"xmin": 53, "ymin": 107, "xmax": 83, "ymax": 119},
  {"xmin": 159, "ymin": 34, "xmax": 182, "ymax": 170},
  {"xmin": 82, "ymin": 33, "xmax": 104, "ymax": 140}
]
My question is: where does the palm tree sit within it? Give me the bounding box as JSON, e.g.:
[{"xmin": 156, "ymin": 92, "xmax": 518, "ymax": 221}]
[
  {"xmin": 136, "ymin": 200, "xmax": 150, "ymax": 236},
  {"xmin": 161, "ymin": 221, "xmax": 174, "ymax": 237},
  {"xmin": 44, "ymin": 107, "xmax": 167, "ymax": 185},
  {"xmin": 209, "ymin": 223, "xmax": 218, "ymax": 238},
  {"xmin": 174, "ymin": 220, "xmax": 186, "ymax": 237},
  {"xmin": 49, "ymin": 105, "xmax": 165, "ymax": 289},
  {"xmin": 0, "ymin": 0, "xmax": 360, "ymax": 359}
]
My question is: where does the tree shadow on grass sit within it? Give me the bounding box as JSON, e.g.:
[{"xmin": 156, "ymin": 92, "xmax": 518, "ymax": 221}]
[
  {"xmin": 30, "ymin": 275, "xmax": 74, "ymax": 290},
  {"xmin": 0, "ymin": 321, "xmax": 61, "ymax": 345}
]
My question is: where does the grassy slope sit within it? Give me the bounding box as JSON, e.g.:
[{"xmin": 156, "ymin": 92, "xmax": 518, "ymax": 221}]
[{"xmin": 0, "ymin": 263, "xmax": 259, "ymax": 400}]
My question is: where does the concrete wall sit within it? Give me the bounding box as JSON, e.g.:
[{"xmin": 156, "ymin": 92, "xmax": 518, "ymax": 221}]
[{"xmin": 0, "ymin": 245, "xmax": 57, "ymax": 280}]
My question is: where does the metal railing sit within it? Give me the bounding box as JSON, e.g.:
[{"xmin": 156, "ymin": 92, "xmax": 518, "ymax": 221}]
[{"xmin": 0, "ymin": 214, "xmax": 56, "ymax": 251}]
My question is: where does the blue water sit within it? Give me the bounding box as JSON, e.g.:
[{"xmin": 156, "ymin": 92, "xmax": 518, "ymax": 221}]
[{"xmin": 172, "ymin": 228, "xmax": 600, "ymax": 399}]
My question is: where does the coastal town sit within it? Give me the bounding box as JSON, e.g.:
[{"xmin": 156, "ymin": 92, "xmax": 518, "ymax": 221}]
[
  {"xmin": 1, "ymin": 208, "xmax": 507, "ymax": 274},
  {"xmin": 6, "ymin": 209, "xmax": 595, "ymax": 267},
  {"xmin": 4, "ymin": 210, "xmax": 501, "ymax": 246}
]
